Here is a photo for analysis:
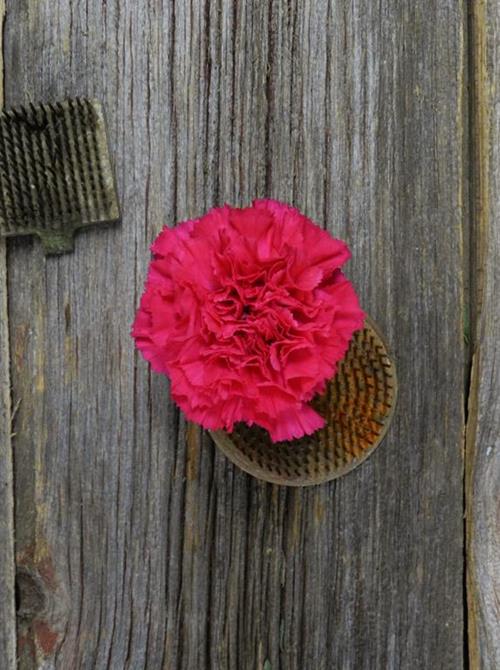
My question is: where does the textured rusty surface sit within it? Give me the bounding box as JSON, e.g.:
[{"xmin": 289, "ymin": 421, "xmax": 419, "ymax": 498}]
[{"xmin": 211, "ymin": 318, "xmax": 397, "ymax": 486}]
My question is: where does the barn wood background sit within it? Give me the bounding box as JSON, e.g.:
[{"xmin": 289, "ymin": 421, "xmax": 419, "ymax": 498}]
[{"xmin": 0, "ymin": 0, "xmax": 496, "ymax": 668}]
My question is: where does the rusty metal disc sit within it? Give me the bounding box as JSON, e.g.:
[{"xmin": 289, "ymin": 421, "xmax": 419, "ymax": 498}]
[{"xmin": 209, "ymin": 316, "xmax": 397, "ymax": 486}]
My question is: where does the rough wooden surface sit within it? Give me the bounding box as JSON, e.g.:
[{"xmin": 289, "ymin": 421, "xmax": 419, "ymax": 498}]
[
  {"xmin": 1, "ymin": 1, "xmax": 466, "ymax": 668},
  {"xmin": 466, "ymin": 1, "xmax": 500, "ymax": 668},
  {"xmin": 0, "ymin": 0, "xmax": 17, "ymax": 666}
]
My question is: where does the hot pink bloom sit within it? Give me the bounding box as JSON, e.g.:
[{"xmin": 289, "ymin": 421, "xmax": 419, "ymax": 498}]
[{"xmin": 132, "ymin": 200, "xmax": 364, "ymax": 442}]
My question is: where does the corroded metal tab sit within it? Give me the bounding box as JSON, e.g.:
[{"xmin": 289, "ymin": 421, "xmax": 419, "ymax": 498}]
[{"xmin": 0, "ymin": 98, "xmax": 119, "ymax": 254}]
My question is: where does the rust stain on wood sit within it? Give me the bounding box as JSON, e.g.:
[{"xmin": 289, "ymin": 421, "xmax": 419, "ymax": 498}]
[
  {"xmin": 33, "ymin": 621, "xmax": 60, "ymax": 657},
  {"xmin": 13, "ymin": 323, "xmax": 28, "ymax": 373},
  {"xmin": 34, "ymin": 303, "xmax": 45, "ymax": 394},
  {"xmin": 16, "ymin": 539, "xmax": 66, "ymax": 665},
  {"xmin": 64, "ymin": 335, "xmax": 76, "ymax": 383},
  {"xmin": 313, "ymin": 496, "xmax": 326, "ymax": 525},
  {"xmin": 185, "ymin": 421, "xmax": 200, "ymax": 481},
  {"xmin": 289, "ymin": 492, "xmax": 302, "ymax": 548}
]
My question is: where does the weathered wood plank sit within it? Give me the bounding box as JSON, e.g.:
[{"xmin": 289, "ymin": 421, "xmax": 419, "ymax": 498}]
[
  {"xmin": 467, "ymin": 2, "xmax": 500, "ymax": 668},
  {"xmin": 0, "ymin": 0, "xmax": 17, "ymax": 665},
  {"xmin": 0, "ymin": 248, "xmax": 16, "ymax": 669},
  {"xmin": 312, "ymin": 3, "xmax": 466, "ymax": 667},
  {"xmin": 3, "ymin": 1, "xmax": 466, "ymax": 668}
]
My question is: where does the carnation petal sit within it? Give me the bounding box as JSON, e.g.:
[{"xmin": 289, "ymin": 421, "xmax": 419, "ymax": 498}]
[{"xmin": 268, "ymin": 404, "xmax": 326, "ymax": 442}]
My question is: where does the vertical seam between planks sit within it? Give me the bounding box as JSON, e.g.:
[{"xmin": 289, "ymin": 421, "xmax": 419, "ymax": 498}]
[{"xmin": 465, "ymin": 1, "xmax": 489, "ymax": 668}]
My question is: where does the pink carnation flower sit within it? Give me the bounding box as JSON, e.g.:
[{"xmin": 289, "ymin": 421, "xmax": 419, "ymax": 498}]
[{"xmin": 132, "ymin": 199, "xmax": 364, "ymax": 442}]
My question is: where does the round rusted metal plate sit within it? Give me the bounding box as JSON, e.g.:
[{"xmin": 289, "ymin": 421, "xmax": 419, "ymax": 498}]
[{"xmin": 209, "ymin": 317, "xmax": 397, "ymax": 486}]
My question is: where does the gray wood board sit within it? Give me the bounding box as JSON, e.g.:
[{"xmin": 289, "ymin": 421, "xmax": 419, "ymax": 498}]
[
  {"xmin": 0, "ymin": 0, "xmax": 17, "ymax": 665},
  {"xmin": 466, "ymin": 1, "xmax": 500, "ymax": 668},
  {"xmin": 0, "ymin": 242, "xmax": 16, "ymax": 667},
  {"xmin": 2, "ymin": 1, "xmax": 466, "ymax": 668}
]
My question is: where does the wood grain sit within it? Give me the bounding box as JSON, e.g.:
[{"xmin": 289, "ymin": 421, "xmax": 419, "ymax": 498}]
[
  {"xmin": 2, "ymin": 1, "xmax": 466, "ymax": 668},
  {"xmin": 0, "ymin": 0, "xmax": 17, "ymax": 666},
  {"xmin": 466, "ymin": 1, "xmax": 500, "ymax": 668}
]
